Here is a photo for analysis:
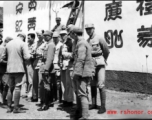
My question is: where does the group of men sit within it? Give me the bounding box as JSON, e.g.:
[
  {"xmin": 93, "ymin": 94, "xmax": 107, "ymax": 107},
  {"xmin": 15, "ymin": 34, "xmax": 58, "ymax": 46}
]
[{"xmin": 0, "ymin": 17, "xmax": 110, "ymax": 120}]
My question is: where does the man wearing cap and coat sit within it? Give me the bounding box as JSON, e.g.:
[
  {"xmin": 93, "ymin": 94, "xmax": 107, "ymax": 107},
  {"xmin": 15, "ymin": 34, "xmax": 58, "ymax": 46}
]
[
  {"xmin": 37, "ymin": 30, "xmax": 55, "ymax": 111},
  {"xmin": 1, "ymin": 33, "xmax": 32, "ymax": 113},
  {"xmin": 0, "ymin": 37, "xmax": 13, "ymax": 107},
  {"xmin": 85, "ymin": 23, "xmax": 110, "ymax": 114},
  {"xmin": 69, "ymin": 26, "xmax": 95, "ymax": 119},
  {"xmin": 59, "ymin": 30, "xmax": 74, "ymax": 106}
]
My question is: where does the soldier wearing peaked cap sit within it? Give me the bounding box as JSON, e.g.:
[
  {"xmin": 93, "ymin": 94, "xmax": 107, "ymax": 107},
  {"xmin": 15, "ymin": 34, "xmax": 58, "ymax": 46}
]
[
  {"xmin": 85, "ymin": 23, "xmax": 110, "ymax": 114},
  {"xmin": 37, "ymin": 30, "xmax": 56, "ymax": 111},
  {"xmin": 69, "ymin": 26, "xmax": 95, "ymax": 119}
]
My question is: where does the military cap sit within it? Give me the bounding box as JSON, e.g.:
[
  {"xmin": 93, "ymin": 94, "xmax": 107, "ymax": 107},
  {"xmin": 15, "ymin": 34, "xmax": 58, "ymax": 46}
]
[
  {"xmin": 36, "ymin": 29, "xmax": 43, "ymax": 36},
  {"xmin": 18, "ymin": 33, "xmax": 26, "ymax": 39},
  {"xmin": 67, "ymin": 24, "xmax": 74, "ymax": 31},
  {"xmin": 60, "ymin": 30, "xmax": 67, "ymax": 35},
  {"xmin": 43, "ymin": 30, "xmax": 52, "ymax": 37},
  {"xmin": 53, "ymin": 32, "xmax": 60, "ymax": 38},
  {"xmin": 71, "ymin": 27, "xmax": 83, "ymax": 34},
  {"xmin": 85, "ymin": 23, "xmax": 95, "ymax": 29},
  {"xmin": 5, "ymin": 36, "xmax": 13, "ymax": 43},
  {"xmin": 67, "ymin": 24, "xmax": 75, "ymax": 35},
  {"xmin": 56, "ymin": 17, "xmax": 61, "ymax": 21}
]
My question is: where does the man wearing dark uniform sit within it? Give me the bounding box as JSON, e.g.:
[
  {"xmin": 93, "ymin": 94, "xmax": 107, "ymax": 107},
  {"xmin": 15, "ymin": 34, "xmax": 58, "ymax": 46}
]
[{"xmin": 85, "ymin": 23, "xmax": 110, "ymax": 114}]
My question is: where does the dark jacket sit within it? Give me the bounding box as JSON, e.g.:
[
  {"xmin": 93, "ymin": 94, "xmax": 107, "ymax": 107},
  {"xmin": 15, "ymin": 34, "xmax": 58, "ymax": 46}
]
[
  {"xmin": 73, "ymin": 37, "xmax": 95, "ymax": 77},
  {"xmin": 0, "ymin": 45, "xmax": 7, "ymax": 73}
]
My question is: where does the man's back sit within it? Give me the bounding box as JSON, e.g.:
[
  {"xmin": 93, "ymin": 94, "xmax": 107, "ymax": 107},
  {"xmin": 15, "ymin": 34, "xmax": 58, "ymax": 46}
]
[
  {"xmin": 5, "ymin": 37, "xmax": 30, "ymax": 73},
  {"xmin": 73, "ymin": 37, "xmax": 95, "ymax": 77}
]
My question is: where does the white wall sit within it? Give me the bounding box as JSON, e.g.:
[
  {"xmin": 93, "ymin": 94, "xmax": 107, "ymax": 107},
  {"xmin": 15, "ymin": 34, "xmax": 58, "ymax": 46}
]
[
  {"xmin": 84, "ymin": 1, "xmax": 152, "ymax": 73},
  {"xmin": 4, "ymin": 1, "xmax": 50, "ymax": 41},
  {"xmin": 3, "ymin": 1, "xmax": 152, "ymax": 73}
]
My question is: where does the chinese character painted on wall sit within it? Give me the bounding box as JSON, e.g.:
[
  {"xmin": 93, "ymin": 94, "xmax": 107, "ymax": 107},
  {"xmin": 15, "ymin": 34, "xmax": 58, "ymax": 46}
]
[
  {"xmin": 15, "ymin": 20, "xmax": 23, "ymax": 32},
  {"xmin": 16, "ymin": 2, "xmax": 23, "ymax": 14},
  {"xmin": 28, "ymin": 0, "xmax": 37, "ymax": 11},
  {"xmin": 136, "ymin": 0, "xmax": 152, "ymax": 16},
  {"xmin": 104, "ymin": 30, "xmax": 123, "ymax": 48},
  {"xmin": 137, "ymin": 25, "xmax": 152, "ymax": 47},
  {"xmin": 104, "ymin": 0, "xmax": 122, "ymax": 21},
  {"xmin": 28, "ymin": 17, "xmax": 36, "ymax": 31}
]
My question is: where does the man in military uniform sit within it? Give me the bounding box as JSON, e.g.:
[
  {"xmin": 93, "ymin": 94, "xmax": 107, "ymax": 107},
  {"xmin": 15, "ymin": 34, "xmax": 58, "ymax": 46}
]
[
  {"xmin": 69, "ymin": 27, "xmax": 95, "ymax": 119},
  {"xmin": 37, "ymin": 30, "xmax": 55, "ymax": 111},
  {"xmin": 52, "ymin": 17, "xmax": 65, "ymax": 33},
  {"xmin": 33, "ymin": 30, "xmax": 46, "ymax": 107},
  {"xmin": 85, "ymin": 23, "xmax": 110, "ymax": 114}
]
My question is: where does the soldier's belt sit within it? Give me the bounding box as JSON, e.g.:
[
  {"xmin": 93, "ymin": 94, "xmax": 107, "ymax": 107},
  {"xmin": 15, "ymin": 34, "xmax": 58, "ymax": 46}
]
[{"xmin": 92, "ymin": 53, "xmax": 103, "ymax": 57}]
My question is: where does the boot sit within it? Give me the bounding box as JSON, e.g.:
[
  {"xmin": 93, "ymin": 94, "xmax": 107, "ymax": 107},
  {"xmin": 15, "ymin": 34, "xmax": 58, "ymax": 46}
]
[
  {"xmin": 98, "ymin": 88, "xmax": 106, "ymax": 114},
  {"xmin": 80, "ymin": 96, "xmax": 89, "ymax": 119},
  {"xmin": 38, "ymin": 89, "xmax": 50, "ymax": 111},
  {"xmin": 89, "ymin": 86, "xmax": 97, "ymax": 110},
  {"xmin": 14, "ymin": 87, "xmax": 21, "ymax": 111},
  {"xmin": 72, "ymin": 96, "xmax": 82, "ymax": 119},
  {"xmin": 13, "ymin": 107, "xmax": 26, "ymax": 113},
  {"xmin": 36, "ymin": 101, "xmax": 44, "ymax": 107},
  {"xmin": 6, "ymin": 106, "xmax": 13, "ymax": 113},
  {"xmin": 7, "ymin": 88, "xmax": 14, "ymax": 109},
  {"xmin": 2, "ymin": 85, "xmax": 8, "ymax": 104}
]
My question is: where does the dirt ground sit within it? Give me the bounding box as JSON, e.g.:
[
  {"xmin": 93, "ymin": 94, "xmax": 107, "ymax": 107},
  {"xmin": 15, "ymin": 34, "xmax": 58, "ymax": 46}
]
[{"xmin": 0, "ymin": 88, "xmax": 152, "ymax": 119}]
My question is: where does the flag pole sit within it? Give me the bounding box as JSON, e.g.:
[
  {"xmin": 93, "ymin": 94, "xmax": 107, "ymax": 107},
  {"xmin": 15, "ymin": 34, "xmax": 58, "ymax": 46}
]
[
  {"xmin": 49, "ymin": 0, "xmax": 51, "ymax": 30},
  {"xmin": 82, "ymin": 0, "xmax": 85, "ymax": 37}
]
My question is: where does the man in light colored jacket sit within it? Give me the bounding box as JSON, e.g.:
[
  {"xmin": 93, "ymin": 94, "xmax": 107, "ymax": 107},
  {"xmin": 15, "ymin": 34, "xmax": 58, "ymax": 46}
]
[{"xmin": 1, "ymin": 33, "xmax": 32, "ymax": 113}]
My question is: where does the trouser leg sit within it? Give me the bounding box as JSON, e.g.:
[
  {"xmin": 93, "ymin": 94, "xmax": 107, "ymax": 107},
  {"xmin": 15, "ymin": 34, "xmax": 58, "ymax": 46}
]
[
  {"xmin": 80, "ymin": 96, "xmax": 89, "ymax": 119},
  {"xmin": 14, "ymin": 86, "xmax": 21, "ymax": 109},
  {"xmin": 56, "ymin": 76, "xmax": 62, "ymax": 102},
  {"xmin": 73, "ymin": 76, "xmax": 90, "ymax": 119},
  {"xmin": 2, "ymin": 85, "xmax": 9, "ymax": 104},
  {"xmin": 7, "ymin": 87, "xmax": 14, "ymax": 107},
  {"xmin": 32, "ymin": 69, "xmax": 38, "ymax": 99},
  {"xmin": 89, "ymin": 86, "xmax": 97, "ymax": 110},
  {"xmin": 97, "ymin": 65, "xmax": 106, "ymax": 114},
  {"xmin": 53, "ymin": 75, "xmax": 57, "ymax": 101}
]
